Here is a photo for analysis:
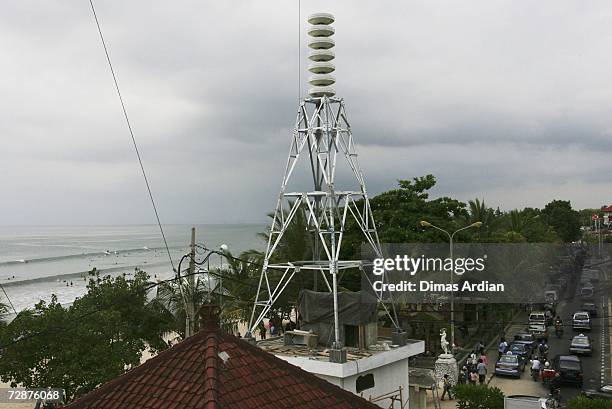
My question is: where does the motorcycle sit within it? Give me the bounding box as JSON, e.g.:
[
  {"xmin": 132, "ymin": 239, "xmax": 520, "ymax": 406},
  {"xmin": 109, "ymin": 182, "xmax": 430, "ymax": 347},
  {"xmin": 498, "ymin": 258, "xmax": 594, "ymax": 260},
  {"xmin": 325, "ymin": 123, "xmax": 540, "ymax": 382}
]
[
  {"xmin": 531, "ymin": 367, "xmax": 540, "ymax": 382},
  {"xmin": 545, "ymin": 388, "xmax": 561, "ymax": 408}
]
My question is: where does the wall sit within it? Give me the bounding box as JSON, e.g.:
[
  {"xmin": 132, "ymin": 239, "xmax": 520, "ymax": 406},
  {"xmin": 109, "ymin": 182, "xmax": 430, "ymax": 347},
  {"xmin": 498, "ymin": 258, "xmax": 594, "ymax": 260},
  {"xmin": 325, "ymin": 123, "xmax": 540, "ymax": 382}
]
[{"xmin": 316, "ymin": 357, "xmax": 410, "ymax": 408}]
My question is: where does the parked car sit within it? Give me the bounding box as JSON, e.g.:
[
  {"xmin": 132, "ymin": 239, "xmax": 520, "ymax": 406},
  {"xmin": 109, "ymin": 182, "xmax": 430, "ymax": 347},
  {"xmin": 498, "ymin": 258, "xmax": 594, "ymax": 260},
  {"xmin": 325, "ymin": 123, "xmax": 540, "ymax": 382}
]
[
  {"xmin": 552, "ymin": 355, "xmax": 584, "ymax": 387},
  {"xmin": 513, "ymin": 332, "xmax": 537, "ymax": 354},
  {"xmin": 569, "ymin": 334, "xmax": 593, "ymax": 356},
  {"xmin": 495, "ymin": 353, "xmax": 525, "ymax": 378},
  {"xmin": 572, "ymin": 312, "xmax": 591, "ymax": 331},
  {"xmin": 504, "ymin": 396, "xmax": 549, "ymax": 408},
  {"xmin": 508, "ymin": 342, "xmax": 531, "ymax": 362},
  {"xmin": 582, "ymin": 302, "xmax": 598, "ymax": 317},
  {"xmin": 582, "ymin": 384, "xmax": 612, "ymax": 400}
]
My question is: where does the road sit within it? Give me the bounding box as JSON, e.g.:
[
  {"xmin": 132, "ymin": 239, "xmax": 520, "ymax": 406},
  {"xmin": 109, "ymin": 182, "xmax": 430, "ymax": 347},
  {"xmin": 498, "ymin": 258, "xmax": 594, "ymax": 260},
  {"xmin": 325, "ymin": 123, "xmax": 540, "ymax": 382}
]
[{"xmin": 490, "ymin": 255, "xmax": 611, "ymax": 403}]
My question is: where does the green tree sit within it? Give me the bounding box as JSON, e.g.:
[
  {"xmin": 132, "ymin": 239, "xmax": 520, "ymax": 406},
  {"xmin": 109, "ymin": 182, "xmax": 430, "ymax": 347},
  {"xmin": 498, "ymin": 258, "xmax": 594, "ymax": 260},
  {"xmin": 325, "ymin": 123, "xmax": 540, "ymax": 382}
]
[
  {"xmin": 466, "ymin": 198, "xmax": 498, "ymax": 240},
  {"xmin": 0, "ymin": 270, "xmax": 174, "ymax": 402},
  {"xmin": 541, "ymin": 200, "xmax": 582, "ymax": 242},
  {"xmin": 567, "ymin": 396, "xmax": 612, "ymax": 409},
  {"xmin": 342, "ymin": 175, "xmax": 469, "ymax": 259},
  {"xmin": 453, "ymin": 384, "xmax": 504, "ymax": 409}
]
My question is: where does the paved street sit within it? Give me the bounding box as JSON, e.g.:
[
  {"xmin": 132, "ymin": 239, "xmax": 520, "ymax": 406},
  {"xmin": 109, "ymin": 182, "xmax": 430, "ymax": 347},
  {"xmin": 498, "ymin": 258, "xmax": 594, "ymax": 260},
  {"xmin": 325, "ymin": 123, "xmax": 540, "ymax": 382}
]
[
  {"xmin": 427, "ymin": 255, "xmax": 610, "ymax": 407},
  {"xmin": 490, "ymin": 256, "xmax": 610, "ymax": 402}
]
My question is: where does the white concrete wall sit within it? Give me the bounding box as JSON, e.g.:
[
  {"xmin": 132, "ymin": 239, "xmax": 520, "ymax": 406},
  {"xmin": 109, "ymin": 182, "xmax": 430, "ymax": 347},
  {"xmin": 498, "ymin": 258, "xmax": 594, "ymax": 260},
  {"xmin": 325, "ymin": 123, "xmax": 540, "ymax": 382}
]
[{"xmin": 317, "ymin": 358, "xmax": 410, "ymax": 408}]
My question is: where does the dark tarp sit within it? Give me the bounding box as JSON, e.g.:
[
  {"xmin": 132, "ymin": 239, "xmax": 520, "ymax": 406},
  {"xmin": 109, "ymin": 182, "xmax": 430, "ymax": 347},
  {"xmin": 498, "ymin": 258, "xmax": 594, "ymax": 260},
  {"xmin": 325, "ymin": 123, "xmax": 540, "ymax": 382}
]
[{"xmin": 298, "ymin": 289, "xmax": 378, "ymax": 326}]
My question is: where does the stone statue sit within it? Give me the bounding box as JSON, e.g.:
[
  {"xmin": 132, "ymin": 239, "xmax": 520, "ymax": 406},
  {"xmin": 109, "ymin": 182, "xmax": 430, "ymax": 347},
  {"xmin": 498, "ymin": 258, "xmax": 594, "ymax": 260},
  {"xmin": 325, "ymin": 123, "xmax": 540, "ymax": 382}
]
[
  {"xmin": 435, "ymin": 328, "xmax": 458, "ymax": 386},
  {"xmin": 440, "ymin": 328, "xmax": 450, "ymax": 355}
]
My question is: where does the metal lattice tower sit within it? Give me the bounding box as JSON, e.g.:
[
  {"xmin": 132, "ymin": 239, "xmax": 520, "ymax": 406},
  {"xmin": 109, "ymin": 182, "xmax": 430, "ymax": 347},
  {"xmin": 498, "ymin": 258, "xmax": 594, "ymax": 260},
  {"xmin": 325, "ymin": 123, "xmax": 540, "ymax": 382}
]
[{"xmin": 247, "ymin": 13, "xmax": 399, "ymax": 351}]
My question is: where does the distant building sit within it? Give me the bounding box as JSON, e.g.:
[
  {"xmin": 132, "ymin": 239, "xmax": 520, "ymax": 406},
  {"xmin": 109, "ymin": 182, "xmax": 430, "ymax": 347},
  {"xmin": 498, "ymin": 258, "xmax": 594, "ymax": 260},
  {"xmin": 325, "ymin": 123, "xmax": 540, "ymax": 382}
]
[
  {"xmin": 602, "ymin": 205, "xmax": 612, "ymax": 226},
  {"xmin": 61, "ymin": 305, "xmax": 379, "ymax": 409}
]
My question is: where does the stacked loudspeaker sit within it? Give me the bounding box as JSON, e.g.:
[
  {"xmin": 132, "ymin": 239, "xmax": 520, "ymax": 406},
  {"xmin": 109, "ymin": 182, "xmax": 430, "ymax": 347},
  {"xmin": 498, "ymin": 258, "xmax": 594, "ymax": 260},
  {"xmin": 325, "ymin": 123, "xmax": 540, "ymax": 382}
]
[{"xmin": 307, "ymin": 13, "xmax": 336, "ymax": 98}]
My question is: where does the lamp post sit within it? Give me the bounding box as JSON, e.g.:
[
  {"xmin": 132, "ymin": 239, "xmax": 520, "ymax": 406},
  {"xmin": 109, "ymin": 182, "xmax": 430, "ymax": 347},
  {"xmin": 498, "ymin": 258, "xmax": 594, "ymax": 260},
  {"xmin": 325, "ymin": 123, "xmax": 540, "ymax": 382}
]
[{"xmin": 420, "ymin": 220, "xmax": 482, "ymax": 351}]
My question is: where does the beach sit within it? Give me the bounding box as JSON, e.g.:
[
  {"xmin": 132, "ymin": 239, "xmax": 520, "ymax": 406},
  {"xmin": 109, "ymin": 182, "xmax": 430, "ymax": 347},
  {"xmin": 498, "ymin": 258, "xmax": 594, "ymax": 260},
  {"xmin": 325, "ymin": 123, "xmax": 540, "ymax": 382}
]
[{"xmin": 0, "ymin": 224, "xmax": 265, "ymax": 313}]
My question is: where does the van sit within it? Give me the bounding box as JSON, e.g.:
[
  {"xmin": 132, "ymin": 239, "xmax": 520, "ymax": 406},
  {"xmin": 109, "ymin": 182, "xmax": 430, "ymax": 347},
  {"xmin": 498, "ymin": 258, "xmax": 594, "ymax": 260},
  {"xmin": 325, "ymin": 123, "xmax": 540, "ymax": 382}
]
[
  {"xmin": 529, "ymin": 312, "xmax": 546, "ymax": 325},
  {"xmin": 580, "ymin": 286, "xmax": 594, "ymax": 299},
  {"xmin": 572, "ymin": 312, "xmax": 591, "ymax": 331},
  {"xmin": 544, "ymin": 290, "xmax": 558, "ymax": 302}
]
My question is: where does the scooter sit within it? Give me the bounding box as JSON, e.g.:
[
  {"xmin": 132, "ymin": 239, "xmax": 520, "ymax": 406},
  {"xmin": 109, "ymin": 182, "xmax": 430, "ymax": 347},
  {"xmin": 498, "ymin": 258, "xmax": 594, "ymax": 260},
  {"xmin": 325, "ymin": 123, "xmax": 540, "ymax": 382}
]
[
  {"xmin": 531, "ymin": 367, "xmax": 540, "ymax": 382},
  {"xmin": 545, "ymin": 388, "xmax": 561, "ymax": 408}
]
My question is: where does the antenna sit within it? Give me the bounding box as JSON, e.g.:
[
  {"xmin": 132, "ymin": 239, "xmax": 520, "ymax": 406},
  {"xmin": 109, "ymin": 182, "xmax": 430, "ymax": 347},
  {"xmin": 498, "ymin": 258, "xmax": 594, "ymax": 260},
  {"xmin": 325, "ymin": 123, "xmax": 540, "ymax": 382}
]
[{"xmin": 246, "ymin": 13, "xmax": 401, "ymax": 362}]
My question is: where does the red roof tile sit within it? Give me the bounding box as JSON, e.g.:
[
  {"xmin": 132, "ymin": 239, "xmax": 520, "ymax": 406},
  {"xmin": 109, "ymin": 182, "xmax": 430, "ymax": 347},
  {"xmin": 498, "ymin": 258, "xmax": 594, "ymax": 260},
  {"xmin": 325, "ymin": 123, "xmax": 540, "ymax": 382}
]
[{"xmin": 61, "ymin": 316, "xmax": 379, "ymax": 409}]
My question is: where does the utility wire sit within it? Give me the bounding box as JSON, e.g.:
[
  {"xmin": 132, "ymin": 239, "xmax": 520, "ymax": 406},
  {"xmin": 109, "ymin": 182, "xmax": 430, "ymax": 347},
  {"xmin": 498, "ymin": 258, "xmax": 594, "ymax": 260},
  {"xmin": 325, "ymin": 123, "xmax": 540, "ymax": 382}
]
[
  {"xmin": 298, "ymin": 0, "xmax": 301, "ymax": 102},
  {"xmin": 0, "ymin": 283, "xmax": 17, "ymax": 316},
  {"xmin": 89, "ymin": 0, "xmax": 175, "ymax": 272}
]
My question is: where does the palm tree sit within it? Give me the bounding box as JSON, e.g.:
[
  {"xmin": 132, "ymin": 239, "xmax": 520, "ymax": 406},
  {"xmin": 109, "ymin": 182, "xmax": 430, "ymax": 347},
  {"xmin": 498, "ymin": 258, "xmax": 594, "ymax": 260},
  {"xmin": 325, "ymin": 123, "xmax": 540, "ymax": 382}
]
[
  {"xmin": 156, "ymin": 270, "xmax": 218, "ymax": 338},
  {"xmin": 467, "ymin": 198, "xmax": 496, "ymax": 239},
  {"xmin": 259, "ymin": 200, "xmax": 313, "ymax": 263}
]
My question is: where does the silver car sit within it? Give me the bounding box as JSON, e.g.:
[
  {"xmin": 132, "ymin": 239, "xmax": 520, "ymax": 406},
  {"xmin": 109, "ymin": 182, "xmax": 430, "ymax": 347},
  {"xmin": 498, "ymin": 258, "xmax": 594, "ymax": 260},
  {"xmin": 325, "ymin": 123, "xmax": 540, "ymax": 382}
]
[
  {"xmin": 572, "ymin": 312, "xmax": 591, "ymax": 331},
  {"xmin": 569, "ymin": 334, "xmax": 592, "ymax": 356}
]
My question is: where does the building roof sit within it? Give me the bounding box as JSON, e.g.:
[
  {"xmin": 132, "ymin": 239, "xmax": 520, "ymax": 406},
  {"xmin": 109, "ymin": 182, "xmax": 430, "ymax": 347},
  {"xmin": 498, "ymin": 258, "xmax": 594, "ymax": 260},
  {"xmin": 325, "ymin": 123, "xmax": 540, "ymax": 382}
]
[
  {"xmin": 602, "ymin": 205, "xmax": 612, "ymax": 212},
  {"xmin": 61, "ymin": 306, "xmax": 379, "ymax": 409}
]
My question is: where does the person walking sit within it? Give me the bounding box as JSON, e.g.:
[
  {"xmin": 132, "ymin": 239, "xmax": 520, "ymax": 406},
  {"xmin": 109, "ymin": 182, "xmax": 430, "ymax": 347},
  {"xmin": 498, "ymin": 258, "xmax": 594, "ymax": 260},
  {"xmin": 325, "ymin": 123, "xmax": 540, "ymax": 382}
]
[
  {"xmin": 498, "ymin": 338, "xmax": 508, "ymax": 360},
  {"xmin": 459, "ymin": 366, "xmax": 468, "ymax": 385},
  {"xmin": 469, "ymin": 370, "xmax": 478, "ymax": 385},
  {"xmin": 440, "ymin": 374, "xmax": 453, "ymax": 401},
  {"xmin": 476, "ymin": 358, "xmax": 487, "ymax": 384},
  {"xmin": 479, "ymin": 351, "xmax": 489, "ymax": 367}
]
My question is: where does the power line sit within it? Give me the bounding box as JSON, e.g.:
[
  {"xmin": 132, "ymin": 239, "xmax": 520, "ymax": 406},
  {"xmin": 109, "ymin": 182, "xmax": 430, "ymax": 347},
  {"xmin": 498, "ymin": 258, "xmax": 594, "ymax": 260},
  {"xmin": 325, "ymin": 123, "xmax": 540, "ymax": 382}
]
[
  {"xmin": 0, "ymin": 283, "xmax": 17, "ymax": 316},
  {"xmin": 88, "ymin": 0, "xmax": 175, "ymax": 272},
  {"xmin": 298, "ymin": 0, "xmax": 301, "ymax": 102}
]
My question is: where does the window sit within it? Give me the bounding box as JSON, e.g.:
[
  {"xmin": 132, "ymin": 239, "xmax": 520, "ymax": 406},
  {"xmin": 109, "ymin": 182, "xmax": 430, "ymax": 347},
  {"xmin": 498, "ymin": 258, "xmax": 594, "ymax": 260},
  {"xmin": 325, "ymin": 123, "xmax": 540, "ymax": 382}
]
[
  {"xmin": 356, "ymin": 373, "xmax": 375, "ymax": 393},
  {"xmin": 344, "ymin": 325, "xmax": 358, "ymax": 348}
]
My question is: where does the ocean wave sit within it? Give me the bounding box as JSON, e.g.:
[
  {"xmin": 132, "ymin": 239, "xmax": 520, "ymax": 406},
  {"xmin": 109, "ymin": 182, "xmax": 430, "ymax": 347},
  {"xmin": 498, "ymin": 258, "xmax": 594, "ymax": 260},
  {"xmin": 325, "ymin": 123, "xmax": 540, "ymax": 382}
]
[
  {"xmin": 0, "ymin": 246, "xmax": 183, "ymax": 267},
  {"xmin": 0, "ymin": 261, "xmax": 171, "ymax": 288}
]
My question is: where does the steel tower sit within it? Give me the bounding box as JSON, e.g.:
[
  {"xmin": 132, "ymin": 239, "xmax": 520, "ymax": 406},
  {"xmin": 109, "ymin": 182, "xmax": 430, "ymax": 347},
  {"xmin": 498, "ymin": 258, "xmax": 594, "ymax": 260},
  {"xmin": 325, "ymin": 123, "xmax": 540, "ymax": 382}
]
[{"xmin": 247, "ymin": 13, "xmax": 399, "ymax": 356}]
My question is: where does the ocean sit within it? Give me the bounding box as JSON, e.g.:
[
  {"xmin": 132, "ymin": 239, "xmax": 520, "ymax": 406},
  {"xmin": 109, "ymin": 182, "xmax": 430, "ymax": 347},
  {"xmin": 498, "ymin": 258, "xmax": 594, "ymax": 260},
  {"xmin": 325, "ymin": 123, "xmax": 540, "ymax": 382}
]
[{"xmin": 0, "ymin": 224, "xmax": 265, "ymax": 312}]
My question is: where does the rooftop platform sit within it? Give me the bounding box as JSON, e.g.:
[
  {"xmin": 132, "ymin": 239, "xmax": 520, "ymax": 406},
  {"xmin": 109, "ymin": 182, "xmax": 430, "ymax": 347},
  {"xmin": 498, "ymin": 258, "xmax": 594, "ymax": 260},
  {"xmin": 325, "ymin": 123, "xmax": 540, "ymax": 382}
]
[{"xmin": 257, "ymin": 335, "xmax": 425, "ymax": 378}]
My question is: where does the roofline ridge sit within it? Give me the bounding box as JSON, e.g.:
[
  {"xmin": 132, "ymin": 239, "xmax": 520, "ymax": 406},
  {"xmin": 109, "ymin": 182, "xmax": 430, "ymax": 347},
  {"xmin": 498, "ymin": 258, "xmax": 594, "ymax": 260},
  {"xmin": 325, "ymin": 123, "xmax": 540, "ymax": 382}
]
[{"xmin": 61, "ymin": 329, "xmax": 213, "ymax": 408}]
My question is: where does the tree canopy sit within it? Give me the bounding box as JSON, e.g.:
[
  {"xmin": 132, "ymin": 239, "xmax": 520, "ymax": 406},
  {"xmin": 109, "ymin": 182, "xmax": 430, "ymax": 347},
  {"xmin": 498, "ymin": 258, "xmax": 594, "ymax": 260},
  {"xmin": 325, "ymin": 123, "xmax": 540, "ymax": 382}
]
[{"xmin": 0, "ymin": 270, "xmax": 175, "ymax": 402}]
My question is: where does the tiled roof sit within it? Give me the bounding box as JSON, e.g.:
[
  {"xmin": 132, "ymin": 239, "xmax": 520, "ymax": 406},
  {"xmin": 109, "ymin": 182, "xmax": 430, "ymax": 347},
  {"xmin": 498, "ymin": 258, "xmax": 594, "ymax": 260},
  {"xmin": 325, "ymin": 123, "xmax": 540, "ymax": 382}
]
[
  {"xmin": 602, "ymin": 205, "xmax": 612, "ymax": 212},
  {"xmin": 61, "ymin": 315, "xmax": 379, "ymax": 409}
]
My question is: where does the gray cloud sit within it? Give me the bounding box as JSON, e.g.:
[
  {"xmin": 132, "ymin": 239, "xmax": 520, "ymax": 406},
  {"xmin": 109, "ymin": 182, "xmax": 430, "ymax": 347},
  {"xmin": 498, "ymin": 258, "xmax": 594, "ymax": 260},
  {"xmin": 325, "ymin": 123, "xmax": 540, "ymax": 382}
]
[{"xmin": 1, "ymin": 0, "xmax": 611, "ymax": 225}]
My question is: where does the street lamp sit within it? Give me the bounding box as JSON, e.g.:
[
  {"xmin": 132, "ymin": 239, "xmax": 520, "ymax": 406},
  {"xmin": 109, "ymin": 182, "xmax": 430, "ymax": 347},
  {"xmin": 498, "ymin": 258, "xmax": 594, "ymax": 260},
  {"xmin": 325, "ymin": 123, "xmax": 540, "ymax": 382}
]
[{"xmin": 419, "ymin": 220, "xmax": 482, "ymax": 351}]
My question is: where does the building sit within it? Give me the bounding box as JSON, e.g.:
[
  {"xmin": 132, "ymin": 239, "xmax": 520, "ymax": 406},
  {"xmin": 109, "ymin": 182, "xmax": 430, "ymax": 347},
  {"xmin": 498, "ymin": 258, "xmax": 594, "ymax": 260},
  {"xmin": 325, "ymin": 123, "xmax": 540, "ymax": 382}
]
[
  {"xmin": 602, "ymin": 205, "xmax": 612, "ymax": 226},
  {"xmin": 257, "ymin": 290, "xmax": 425, "ymax": 408},
  {"xmin": 258, "ymin": 335, "xmax": 424, "ymax": 408},
  {"xmin": 61, "ymin": 305, "xmax": 380, "ymax": 409}
]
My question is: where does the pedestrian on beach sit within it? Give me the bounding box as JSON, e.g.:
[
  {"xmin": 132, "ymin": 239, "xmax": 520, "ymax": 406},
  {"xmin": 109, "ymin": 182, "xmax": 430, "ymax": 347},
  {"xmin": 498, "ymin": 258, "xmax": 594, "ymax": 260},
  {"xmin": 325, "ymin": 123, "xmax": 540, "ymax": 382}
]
[
  {"xmin": 441, "ymin": 374, "xmax": 453, "ymax": 400},
  {"xmin": 476, "ymin": 358, "xmax": 487, "ymax": 384}
]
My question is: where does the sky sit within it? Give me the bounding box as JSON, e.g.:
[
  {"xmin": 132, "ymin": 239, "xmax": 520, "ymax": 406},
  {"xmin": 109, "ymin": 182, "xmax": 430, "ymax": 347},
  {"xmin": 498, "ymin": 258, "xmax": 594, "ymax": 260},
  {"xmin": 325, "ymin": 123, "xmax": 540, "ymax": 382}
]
[{"xmin": 1, "ymin": 1, "xmax": 611, "ymax": 225}]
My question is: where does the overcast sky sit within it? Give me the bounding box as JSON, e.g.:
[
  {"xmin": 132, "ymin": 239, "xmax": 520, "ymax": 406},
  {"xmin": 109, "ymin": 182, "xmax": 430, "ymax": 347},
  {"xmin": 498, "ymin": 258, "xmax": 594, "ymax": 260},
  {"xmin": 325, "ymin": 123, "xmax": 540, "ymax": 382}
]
[{"xmin": 1, "ymin": 1, "xmax": 611, "ymax": 225}]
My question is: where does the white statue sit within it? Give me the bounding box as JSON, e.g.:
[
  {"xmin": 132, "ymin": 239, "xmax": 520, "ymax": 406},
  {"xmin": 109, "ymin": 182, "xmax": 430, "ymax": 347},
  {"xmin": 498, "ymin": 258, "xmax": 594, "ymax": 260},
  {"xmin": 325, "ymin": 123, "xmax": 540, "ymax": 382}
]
[{"xmin": 440, "ymin": 328, "xmax": 450, "ymax": 355}]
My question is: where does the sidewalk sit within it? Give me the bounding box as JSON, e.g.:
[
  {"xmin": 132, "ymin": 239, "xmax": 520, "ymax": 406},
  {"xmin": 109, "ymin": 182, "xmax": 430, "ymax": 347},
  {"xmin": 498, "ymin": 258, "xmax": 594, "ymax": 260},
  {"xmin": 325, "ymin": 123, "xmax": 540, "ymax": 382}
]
[{"xmin": 424, "ymin": 316, "xmax": 530, "ymax": 408}]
